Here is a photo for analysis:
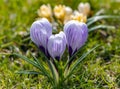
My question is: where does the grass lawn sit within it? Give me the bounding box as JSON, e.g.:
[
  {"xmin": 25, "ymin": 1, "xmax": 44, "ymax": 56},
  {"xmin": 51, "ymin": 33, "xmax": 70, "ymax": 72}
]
[{"xmin": 0, "ymin": 0, "xmax": 120, "ymax": 88}]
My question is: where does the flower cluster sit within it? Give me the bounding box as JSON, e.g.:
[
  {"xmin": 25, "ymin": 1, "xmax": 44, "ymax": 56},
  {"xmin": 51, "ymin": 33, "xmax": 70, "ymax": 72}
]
[
  {"xmin": 37, "ymin": 3, "xmax": 91, "ymax": 24},
  {"xmin": 15, "ymin": 2, "xmax": 117, "ymax": 88},
  {"xmin": 30, "ymin": 18, "xmax": 88, "ymax": 60}
]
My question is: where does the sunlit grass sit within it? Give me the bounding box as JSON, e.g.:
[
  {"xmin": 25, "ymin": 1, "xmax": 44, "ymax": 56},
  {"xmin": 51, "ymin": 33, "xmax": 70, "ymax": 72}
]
[{"xmin": 0, "ymin": 0, "xmax": 120, "ymax": 88}]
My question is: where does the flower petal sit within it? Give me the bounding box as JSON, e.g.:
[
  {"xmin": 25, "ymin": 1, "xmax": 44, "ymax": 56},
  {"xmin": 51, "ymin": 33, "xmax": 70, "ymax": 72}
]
[
  {"xmin": 64, "ymin": 20, "xmax": 88, "ymax": 56},
  {"xmin": 30, "ymin": 18, "xmax": 52, "ymax": 56},
  {"xmin": 48, "ymin": 31, "xmax": 66, "ymax": 60}
]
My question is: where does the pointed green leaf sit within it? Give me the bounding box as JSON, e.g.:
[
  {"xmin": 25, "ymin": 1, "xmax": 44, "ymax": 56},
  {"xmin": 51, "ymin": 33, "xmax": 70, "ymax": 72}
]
[
  {"xmin": 46, "ymin": 59, "xmax": 59, "ymax": 86},
  {"xmin": 87, "ymin": 15, "xmax": 120, "ymax": 26},
  {"xmin": 31, "ymin": 54, "xmax": 52, "ymax": 80},
  {"xmin": 88, "ymin": 25, "xmax": 115, "ymax": 32},
  {"xmin": 13, "ymin": 53, "xmax": 40, "ymax": 69},
  {"xmin": 64, "ymin": 44, "xmax": 86, "ymax": 70},
  {"xmin": 94, "ymin": 9, "xmax": 105, "ymax": 16},
  {"xmin": 16, "ymin": 70, "xmax": 43, "ymax": 75},
  {"xmin": 13, "ymin": 53, "xmax": 52, "ymax": 81},
  {"xmin": 31, "ymin": 53, "xmax": 46, "ymax": 71},
  {"xmin": 64, "ymin": 45, "xmax": 99, "ymax": 81}
]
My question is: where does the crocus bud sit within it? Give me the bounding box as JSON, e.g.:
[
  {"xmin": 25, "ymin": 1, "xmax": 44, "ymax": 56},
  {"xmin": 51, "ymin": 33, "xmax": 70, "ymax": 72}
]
[
  {"xmin": 48, "ymin": 31, "xmax": 66, "ymax": 60},
  {"xmin": 30, "ymin": 18, "xmax": 52, "ymax": 57},
  {"xmin": 64, "ymin": 20, "xmax": 88, "ymax": 57},
  {"xmin": 64, "ymin": 6, "xmax": 73, "ymax": 24},
  {"xmin": 37, "ymin": 4, "xmax": 52, "ymax": 21},
  {"xmin": 65, "ymin": 6, "xmax": 72, "ymax": 16},
  {"xmin": 53, "ymin": 5, "xmax": 65, "ymax": 21},
  {"xmin": 70, "ymin": 11, "xmax": 87, "ymax": 23},
  {"xmin": 78, "ymin": 2, "xmax": 90, "ymax": 16}
]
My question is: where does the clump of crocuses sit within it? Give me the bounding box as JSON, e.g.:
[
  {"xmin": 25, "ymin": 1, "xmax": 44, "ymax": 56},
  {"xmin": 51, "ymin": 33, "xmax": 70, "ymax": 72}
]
[
  {"xmin": 15, "ymin": 17, "xmax": 98, "ymax": 89},
  {"xmin": 29, "ymin": 18, "xmax": 89, "ymax": 88},
  {"xmin": 15, "ymin": 2, "xmax": 115, "ymax": 88},
  {"xmin": 30, "ymin": 18, "xmax": 88, "ymax": 60}
]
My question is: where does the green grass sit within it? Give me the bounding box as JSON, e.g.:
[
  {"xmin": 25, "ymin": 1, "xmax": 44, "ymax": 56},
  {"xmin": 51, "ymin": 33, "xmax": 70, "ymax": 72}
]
[{"xmin": 0, "ymin": 0, "xmax": 120, "ymax": 88}]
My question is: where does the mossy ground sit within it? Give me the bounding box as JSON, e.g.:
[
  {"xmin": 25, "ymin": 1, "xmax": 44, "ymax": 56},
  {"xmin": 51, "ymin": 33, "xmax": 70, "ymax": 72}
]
[{"xmin": 0, "ymin": 0, "xmax": 120, "ymax": 89}]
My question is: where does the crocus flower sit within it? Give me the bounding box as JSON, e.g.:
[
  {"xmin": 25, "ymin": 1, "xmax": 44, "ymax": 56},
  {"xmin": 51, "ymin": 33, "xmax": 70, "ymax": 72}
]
[
  {"xmin": 64, "ymin": 20, "xmax": 88, "ymax": 57},
  {"xmin": 48, "ymin": 31, "xmax": 66, "ymax": 60},
  {"xmin": 78, "ymin": 2, "xmax": 90, "ymax": 16},
  {"xmin": 37, "ymin": 4, "xmax": 52, "ymax": 21},
  {"xmin": 30, "ymin": 18, "xmax": 52, "ymax": 57},
  {"xmin": 70, "ymin": 11, "xmax": 87, "ymax": 23},
  {"xmin": 64, "ymin": 6, "xmax": 73, "ymax": 24},
  {"xmin": 65, "ymin": 6, "xmax": 72, "ymax": 16},
  {"xmin": 53, "ymin": 5, "xmax": 65, "ymax": 21}
]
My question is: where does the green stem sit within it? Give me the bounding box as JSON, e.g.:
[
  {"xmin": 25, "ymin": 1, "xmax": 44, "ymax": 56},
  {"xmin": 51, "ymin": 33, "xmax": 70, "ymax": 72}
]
[{"xmin": 1, "ymin": 42, "xmax": 13, "ymax": 48}]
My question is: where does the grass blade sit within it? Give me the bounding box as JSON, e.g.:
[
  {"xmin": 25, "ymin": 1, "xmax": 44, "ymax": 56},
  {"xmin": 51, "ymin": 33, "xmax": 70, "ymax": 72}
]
[
  {"xmin": 31, "ymin": 53, "xmax": 47, "ymax": 72},
  {"xmin": 38, "ymin": 49, "xmax": 59, "ymax": 85},
  {"xmin": 13, "ymin": 53, "xmax": 52, "ymax": 81},
  {"xmin": 13, "ymin": 53, "xmax": 40, "ymax": 69},
  {"xmin": 31, "ymin": 54, "xmax": 52, "ymax": 80},
  {"xmin": 46, "ymin": 59, "xmax": 59, "ymax": 87},
  {"xmin": 94, "ymin": 9, "xmax": 105, "ymax": 16},
  {"xmin": 16, "ymin": 70, "xmax": 43, "ymax": 75},
  {"xmin": 64, "ymin": 45, "xmax": 99, "ymax": 81},
  {"xmin": 64, "ymin": 44, "xmax": 86, "ymax": 70},
  {"xmin": 88, "ymin": 25, "xmax": 115, "ymax": 32},
  {"xmin": 87, "ymin": 15, "xmax": 120, "ymax": 26}
]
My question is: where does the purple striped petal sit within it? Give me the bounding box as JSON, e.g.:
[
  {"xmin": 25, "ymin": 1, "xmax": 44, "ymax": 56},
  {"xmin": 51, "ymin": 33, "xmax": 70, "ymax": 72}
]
[
  {"xmin": 30, "ymin": 18, "xmax": 52, "ymax": 57},
  {"xmin": 64, "ymin": 20, "xmax": 88, "ymax": 56},
  {"xmin": 48, "ymin": 31, "xmax": 66, "ymax": 60}
]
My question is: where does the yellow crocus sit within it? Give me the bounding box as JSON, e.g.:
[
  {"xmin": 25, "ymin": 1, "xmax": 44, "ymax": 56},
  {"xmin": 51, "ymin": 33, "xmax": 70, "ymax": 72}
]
[
  {"xmin": 37, "ymin": 4, "xmax": 52, "ymax": 21},
  {"xmin": 78, "ymin": 2, "xmax": 90, "ymax": 16},
  {"xmin": 70, "ymin": 11, "xmax": 87, "ymax": 23},
  {"xmin": 64, "ymin": 6, "xmax": 73, "ymax": 24},
  {"xmin": 53, "ymin": 5, "xmax": 66, "ymax": 21}
]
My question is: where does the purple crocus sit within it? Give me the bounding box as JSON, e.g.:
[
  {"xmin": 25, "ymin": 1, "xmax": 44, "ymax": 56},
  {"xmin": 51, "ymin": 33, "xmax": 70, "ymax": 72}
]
[
  {"xmin": 30, "ymin": 18, "xmax": 52, "ymax": 57},
  {"xmin": 47, "ymin": 31, "xmax": 66, "ymax": 60},
  {"xmin": 64, "ymin": 20, "xmax": 88, "ymax": 57}
]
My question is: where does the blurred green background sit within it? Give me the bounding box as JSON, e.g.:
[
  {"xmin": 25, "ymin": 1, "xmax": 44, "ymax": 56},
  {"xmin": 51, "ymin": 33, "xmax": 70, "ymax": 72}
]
[{"xmin": 0, "ymin": 0, "xmax": 120, "ymax": 88}]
